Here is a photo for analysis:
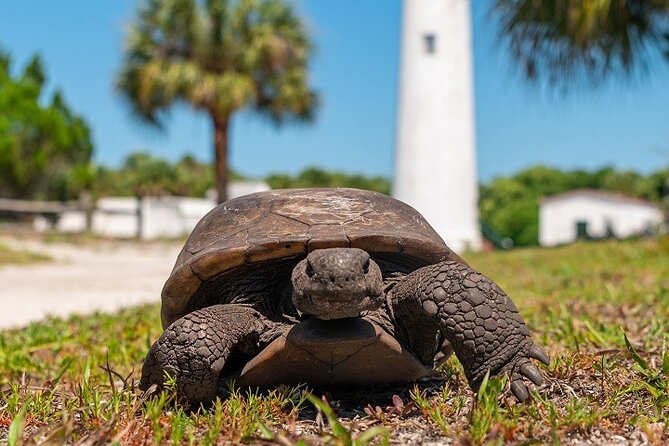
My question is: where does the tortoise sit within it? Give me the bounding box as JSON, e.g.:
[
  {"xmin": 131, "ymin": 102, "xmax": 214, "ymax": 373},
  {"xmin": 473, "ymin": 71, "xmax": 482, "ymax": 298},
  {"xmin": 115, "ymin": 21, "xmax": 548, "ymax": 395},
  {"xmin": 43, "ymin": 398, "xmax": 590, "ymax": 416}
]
[{"xmin": 140, "ymin": 188, "xmax": 549, "ymax": 404}]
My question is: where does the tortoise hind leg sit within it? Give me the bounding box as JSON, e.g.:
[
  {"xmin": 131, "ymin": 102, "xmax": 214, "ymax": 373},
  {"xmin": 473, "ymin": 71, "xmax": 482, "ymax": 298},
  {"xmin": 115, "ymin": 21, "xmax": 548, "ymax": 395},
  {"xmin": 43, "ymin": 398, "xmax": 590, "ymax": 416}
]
[
  {"xmin": 388, "ymin": 261, "xmax": 549, "ymax": 401},
  {"xmin": 140, "ymin": 304, "xmax": 281, "ymax": 405}
]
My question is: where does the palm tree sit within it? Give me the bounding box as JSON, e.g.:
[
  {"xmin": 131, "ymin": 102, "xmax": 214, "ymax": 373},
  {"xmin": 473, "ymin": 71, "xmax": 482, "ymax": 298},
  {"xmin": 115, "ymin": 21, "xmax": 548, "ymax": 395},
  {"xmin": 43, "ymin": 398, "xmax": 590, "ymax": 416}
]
[
  {"xmin": 490, "ymin": 0, "xmax": 669, "ymax": 86},
  {"xmin": 117, "ymin": 0, "xmax": 317, "ymax": 202}
]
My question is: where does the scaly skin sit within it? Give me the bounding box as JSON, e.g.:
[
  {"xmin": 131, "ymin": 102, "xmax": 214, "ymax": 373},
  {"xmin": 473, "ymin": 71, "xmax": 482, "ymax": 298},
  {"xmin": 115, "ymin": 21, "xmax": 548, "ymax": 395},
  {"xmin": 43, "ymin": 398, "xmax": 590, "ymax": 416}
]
[
  {"xmin": 388, "ymin": 260, "xmax": 550, "ymax": 401},
  {"xmin": 140, "ymin": 304, "xmax": 281, "ymax": 405}
]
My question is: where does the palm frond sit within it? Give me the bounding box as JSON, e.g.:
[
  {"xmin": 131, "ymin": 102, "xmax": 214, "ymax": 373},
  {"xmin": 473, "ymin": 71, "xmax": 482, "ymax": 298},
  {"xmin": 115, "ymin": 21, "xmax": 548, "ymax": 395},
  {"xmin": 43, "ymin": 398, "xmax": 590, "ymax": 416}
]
[
  {"xmin": 490, "ymin": 0, "xmax": 669, "ymax": 86},
  {"xmin": 117, "ymin": 0, "xmax": 316, "ymax": 123}
]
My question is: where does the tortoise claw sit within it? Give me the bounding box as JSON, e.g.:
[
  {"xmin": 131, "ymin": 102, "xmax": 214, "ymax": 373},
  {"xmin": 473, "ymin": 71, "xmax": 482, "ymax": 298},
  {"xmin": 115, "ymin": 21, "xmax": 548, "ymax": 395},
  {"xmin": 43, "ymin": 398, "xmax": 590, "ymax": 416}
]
[
  {"xmin": 520, "ymin": 362, "xmax": 543, "ymax": 386},
  {"xmin": 510, "ymin": 380, "xmax": 529, "ymax": 402},
  {"xmin": 528, "ymin": 345, "xmax": 550, "ymax": 365}
]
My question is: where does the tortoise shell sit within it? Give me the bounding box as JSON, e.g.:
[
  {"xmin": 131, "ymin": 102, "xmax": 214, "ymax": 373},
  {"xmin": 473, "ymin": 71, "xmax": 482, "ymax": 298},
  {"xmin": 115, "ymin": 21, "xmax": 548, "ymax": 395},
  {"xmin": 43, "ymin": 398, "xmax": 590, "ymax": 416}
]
[{"xmin": 161, "ymin": 188, "xmax": 462, "ymax": 327}]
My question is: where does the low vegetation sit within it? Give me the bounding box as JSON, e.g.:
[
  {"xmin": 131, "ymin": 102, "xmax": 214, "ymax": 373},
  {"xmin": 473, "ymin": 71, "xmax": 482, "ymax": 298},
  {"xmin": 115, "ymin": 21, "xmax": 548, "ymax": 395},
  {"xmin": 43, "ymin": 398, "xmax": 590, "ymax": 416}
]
[
  {"xmin": 265, "ymin": 167, "xmax": 391, "ymax": 195},
  {"xmin": 1, "ymin": 238, "xmax": 667, "ymax": 444},
  {"xmin": 91, "ymin": 155, "xmax": 392, "ymax": 198},
  {"xmin": 0, "ymin": 242, "xmax": 51, "ymax": 266}
]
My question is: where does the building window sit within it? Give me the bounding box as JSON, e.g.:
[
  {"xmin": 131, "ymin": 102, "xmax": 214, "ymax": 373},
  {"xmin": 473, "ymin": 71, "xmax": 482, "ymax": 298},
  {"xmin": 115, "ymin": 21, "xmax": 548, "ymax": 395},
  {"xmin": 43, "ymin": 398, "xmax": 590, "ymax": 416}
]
[
  {"xmin": 424, "ymin": 33, "xmax": 436, "ymax": 54},
  {"xmin": 576, "ymin": 221, "xmax": 589, "ymax": 240}
]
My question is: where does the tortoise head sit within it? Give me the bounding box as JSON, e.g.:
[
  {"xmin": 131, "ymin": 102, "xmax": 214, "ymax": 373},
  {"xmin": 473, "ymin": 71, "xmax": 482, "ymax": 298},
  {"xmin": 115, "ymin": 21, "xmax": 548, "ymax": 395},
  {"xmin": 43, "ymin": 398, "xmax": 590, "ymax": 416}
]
[{"xmin": 291, "ymin": 248, "xmax": 384, "ymax": 320}]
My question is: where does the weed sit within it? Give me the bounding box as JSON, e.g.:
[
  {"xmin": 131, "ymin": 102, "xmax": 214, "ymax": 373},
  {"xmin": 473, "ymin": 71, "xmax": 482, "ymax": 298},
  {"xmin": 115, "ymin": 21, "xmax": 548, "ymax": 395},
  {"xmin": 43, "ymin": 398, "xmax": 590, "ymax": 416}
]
[
  {"xmin": 623, "ymin": 330, "xmax": 669, "ymax": 418},
  {"xmin": 308, "ymin": 394, "xmax": 388, "ymax": 445},
  {"xmin": 7, "ymin": 404, "xmax": 26, "ymax": 446},
  {"xmin": 469, "ymin": 372, "xmax": 507, "ymax": 445}
]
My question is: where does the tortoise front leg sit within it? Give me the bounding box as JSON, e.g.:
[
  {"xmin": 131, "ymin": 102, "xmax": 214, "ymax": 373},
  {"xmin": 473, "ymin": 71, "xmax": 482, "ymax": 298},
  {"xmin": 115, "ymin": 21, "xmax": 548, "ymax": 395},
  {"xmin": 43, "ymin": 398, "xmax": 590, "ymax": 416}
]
[
  {"xmin": 140, "ymin": 304, "xmax": 281, "ymax": 405},
  {"xmin": 389, "ymin": 261, "xmax": 550, "ymax": 401}
]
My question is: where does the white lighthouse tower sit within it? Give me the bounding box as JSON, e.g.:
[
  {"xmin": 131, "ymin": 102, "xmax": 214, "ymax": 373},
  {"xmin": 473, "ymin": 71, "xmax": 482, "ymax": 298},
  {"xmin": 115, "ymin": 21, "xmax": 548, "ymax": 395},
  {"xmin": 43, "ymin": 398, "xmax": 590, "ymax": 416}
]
[{"xmin": 394, "ymin": 0, "xmax": 481, "ymax": 252}]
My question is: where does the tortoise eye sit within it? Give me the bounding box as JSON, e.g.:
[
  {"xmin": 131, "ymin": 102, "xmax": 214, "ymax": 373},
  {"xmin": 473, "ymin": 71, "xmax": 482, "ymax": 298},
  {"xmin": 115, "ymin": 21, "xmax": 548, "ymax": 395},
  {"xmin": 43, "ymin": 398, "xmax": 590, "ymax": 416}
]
[
  {"xmin": 305, "ymin": 261, "xmax": 315, "ymax": 278},
  {"xmin": 363, "ymin": 258, "xmax": 370, "ymax": 274}
]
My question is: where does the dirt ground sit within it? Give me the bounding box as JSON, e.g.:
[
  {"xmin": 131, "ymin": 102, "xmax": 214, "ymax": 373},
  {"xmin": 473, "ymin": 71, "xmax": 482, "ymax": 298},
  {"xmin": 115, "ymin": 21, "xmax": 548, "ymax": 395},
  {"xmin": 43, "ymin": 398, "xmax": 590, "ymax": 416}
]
[{"xmin": 0, "ymin": 236, "xmax": 181, "ymax": 330}]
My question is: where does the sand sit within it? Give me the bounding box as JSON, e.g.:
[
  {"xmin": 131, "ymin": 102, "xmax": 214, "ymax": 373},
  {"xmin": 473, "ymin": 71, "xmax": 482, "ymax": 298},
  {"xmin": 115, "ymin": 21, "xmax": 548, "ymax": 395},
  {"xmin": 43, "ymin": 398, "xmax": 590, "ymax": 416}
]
[{"xmin": 0, "ymin": 237, "xmax": 181, "ymax": 330}]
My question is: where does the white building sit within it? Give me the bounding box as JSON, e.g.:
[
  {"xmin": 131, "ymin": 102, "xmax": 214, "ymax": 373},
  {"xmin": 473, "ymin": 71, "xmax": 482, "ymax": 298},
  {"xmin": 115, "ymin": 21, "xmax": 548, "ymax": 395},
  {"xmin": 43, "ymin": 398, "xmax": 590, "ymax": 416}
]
[
  {"xmin": 37, "ymin": 181, "xmax": 270, "ymax": 240},
  {"xmin": 394, "ymin": 0, "xmax": 481, "ymax": 252},
  {"xmin": 539, "ymin": 189, "xmax": 664, "ymax": 247},
  {"xmin": 51, "ymin": 196, "xmax": 216, "ymax": 239}
]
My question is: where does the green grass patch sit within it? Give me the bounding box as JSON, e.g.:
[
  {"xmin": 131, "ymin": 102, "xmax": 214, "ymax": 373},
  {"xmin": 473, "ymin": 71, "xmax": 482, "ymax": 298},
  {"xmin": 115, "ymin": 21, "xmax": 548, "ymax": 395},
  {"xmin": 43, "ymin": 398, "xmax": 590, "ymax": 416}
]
[
  {"xmin": 1, "ymin": 238, "xmax": 667, "ymax": 444},
  {"xmin": 0, "ymin": 242, "xmax": 51, "ymax": 266}
]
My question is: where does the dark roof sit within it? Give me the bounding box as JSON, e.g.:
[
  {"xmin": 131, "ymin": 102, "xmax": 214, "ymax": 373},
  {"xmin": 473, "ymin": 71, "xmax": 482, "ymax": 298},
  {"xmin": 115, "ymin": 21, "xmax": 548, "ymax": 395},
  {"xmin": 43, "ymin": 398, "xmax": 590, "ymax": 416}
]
[{"xmin": 540, "ymin": 189, "xmax": 660, "ymax": 208}]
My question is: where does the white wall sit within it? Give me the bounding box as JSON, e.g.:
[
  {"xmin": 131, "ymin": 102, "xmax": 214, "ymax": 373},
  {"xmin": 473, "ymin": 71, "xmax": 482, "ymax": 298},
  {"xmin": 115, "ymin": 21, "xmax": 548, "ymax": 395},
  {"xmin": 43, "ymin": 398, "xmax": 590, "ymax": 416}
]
[
  {"xmin": 539, "ymin": 195, "xmax": 663, "ymax": 246},
  {"xmin": 52, "ymin": 196, "xmax": 213, "ymax": 239},
  {"xmin": 48, "ymin": 181, "xmax": 270, "ymax": 239},
  {"xmin": 141, "ymin": 196, "xmax": 216, "ymax": 240},
  {"xmin": 92, "ymin": 197, "xmax": 142, "ymax": 238},
  {"xmin": 394, "ymin": 0, "xmax": 481, "ymax": 252}
]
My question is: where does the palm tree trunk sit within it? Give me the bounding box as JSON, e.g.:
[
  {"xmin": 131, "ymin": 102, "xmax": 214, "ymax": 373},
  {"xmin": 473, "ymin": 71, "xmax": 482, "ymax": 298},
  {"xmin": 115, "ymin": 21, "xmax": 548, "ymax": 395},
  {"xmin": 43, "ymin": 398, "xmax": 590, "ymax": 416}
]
[{"xmin": 212, "ymin": 113, "xmax": 230, "ymax": 203}]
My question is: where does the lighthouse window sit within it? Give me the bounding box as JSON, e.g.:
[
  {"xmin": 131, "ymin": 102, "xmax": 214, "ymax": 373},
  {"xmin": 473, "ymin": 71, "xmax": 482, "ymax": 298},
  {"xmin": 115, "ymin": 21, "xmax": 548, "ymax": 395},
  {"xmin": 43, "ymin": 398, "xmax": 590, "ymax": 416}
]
[{"xmin": 424, "ymin": 33, "xmax": 436, "ymax": 54}]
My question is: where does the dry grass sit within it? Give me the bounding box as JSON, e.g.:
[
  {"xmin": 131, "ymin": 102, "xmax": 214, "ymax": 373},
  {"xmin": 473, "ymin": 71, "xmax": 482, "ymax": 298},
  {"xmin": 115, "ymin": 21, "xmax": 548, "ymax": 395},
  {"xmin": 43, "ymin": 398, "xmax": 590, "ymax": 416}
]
[
  {"xmin": 0, "ymin": 242, "xmax": 51, "ymax": 266},
  {"xmin": 0, "ymin": 238, "xmax": 667, "ymax": 445}
]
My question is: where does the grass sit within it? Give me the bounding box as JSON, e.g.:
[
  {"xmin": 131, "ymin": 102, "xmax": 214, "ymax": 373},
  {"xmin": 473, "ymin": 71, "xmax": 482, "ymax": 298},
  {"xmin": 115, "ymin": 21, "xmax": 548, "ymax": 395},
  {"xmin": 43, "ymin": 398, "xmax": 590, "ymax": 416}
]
[
  {"xmin": 1, "ymin": 238, "xmax": 668, "ymax": 444},
  {"xmin": 0, "ymin": 242, "xmax": 51, "ymax": 266}
]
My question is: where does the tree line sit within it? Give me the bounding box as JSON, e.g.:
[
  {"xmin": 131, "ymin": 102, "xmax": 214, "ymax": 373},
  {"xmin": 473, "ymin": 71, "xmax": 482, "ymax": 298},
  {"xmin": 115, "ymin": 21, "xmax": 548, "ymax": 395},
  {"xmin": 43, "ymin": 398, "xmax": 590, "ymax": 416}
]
[
  {"xmin": 45, "ymin": 151, "xmax": 391, "ymax": 200},
  {"xmin": 24, "ymin": 147, "xmax": 667, "ymax": 247}
]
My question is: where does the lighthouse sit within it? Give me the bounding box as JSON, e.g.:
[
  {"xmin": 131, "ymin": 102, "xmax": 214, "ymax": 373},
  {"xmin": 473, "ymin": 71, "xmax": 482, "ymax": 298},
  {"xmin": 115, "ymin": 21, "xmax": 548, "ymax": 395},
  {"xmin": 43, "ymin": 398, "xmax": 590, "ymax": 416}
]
[{"xmin": 394, "ymin": 0, "xmax": 481, "ymax": 252}]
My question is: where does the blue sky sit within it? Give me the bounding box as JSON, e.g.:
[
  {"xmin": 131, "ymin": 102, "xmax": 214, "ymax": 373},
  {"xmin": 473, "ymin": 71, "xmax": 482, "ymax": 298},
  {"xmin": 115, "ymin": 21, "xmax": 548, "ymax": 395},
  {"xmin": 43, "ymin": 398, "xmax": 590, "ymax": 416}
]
[{"xmin": 1, "ymin": 1, "xmax": 668, "ymax": 182}]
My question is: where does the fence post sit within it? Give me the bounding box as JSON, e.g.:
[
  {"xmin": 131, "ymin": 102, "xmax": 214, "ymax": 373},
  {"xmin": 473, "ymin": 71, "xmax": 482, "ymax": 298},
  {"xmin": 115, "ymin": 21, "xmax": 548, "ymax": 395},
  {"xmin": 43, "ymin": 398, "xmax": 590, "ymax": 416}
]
[
  {"xmin": 136, "ymin": 195, "xmax": 144, "ymax": 239},
  {"xmin": 79, "ymin": 191, "xmax": 94, "ymax": 232}
]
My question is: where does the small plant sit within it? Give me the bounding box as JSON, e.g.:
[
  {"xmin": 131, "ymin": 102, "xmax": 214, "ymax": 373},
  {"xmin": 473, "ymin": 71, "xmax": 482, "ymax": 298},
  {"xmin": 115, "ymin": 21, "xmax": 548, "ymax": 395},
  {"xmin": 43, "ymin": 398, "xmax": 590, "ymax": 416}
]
[
  {"xmin": 623, "ymin": 330, "xmax": 669, "ymax": 415},
  {"xmin": 307, "ymin": 394, "xmax": 388, "ymax": 446},
  {"xmin": 7, "ymin": 404, "xmax": 27, "ymax": 446},
  {"xmin": 364, "ymin": 394, "xmax": 416, "ymax": 422},
  {"xmin": 410, "ymin": 385, "xmax": 454, "ymax": 434},
  {"xmin": 469, "ymin": 372, "xmax": 507, "ymax": 445}
]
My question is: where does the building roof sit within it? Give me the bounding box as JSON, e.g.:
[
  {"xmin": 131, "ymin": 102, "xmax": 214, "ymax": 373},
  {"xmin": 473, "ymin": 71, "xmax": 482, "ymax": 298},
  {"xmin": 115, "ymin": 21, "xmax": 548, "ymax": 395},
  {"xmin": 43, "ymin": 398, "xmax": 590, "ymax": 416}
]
[{"xmin": 540, "ymin": 189, "xmax": 660, "ymax": 208}]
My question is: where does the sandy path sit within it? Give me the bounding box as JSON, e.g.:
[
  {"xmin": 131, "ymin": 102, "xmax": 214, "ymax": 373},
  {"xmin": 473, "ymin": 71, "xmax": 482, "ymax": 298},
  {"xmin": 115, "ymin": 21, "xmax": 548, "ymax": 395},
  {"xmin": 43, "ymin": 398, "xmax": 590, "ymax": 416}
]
[{"xmin": 0, "ymin": 237, "xmax": 182, "ymax": 330}]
